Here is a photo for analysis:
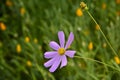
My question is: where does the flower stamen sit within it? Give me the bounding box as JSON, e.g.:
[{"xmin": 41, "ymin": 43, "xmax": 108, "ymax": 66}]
[{"xmin": 58, "ymin": 48, "xmax": 65, "ymax": 55}]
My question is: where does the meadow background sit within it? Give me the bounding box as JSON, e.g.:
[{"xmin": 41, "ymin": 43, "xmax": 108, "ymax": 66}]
[{"xmin": 0, "ymin": 0, "xmax": 120, "ymax": 80}]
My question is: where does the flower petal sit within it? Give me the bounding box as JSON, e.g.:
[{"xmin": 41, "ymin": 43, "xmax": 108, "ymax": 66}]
[
  {"xmin": 65, "ymin": 32, "xmax": 74, "ymax": 49},
  {"xmin": 49, "ymin": 41, "xmax": 60, "ymax": 50},
  {"xmin": 49, "ymin": 56, "xmax": 61, "ymax": 72},
  {"xmin": 65, "ymin": 50, "xmax": 76, "ymax": 58},
  {"xmin": 60, "ymin": 55, "xmax": 67, "ymax": 68},
  {"xmin": 58, "ymin": 31, "xmax": 65, "ymax": 47},
  {"xmin": 44, "ymin": 51, "xmax": 58, "ymax": 59},
  {"xmin": 44, "ymin": 55, "xmax": 58, "ymax": 68}
]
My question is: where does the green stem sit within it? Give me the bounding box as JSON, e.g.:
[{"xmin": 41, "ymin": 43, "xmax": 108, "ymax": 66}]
[
  {"xmin": 74, "ymin": 56, "xmax": 120, "ymax": 72},
  {"xmin": 87, "ymin": 11, "xmax": 118, "ymax": 57}
]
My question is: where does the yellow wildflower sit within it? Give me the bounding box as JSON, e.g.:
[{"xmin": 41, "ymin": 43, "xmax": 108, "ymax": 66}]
[
  {"xmin": 114, "ymin": 56, "xmax": 120, "ymax": 64},
  {"xmin": 20, "ymin": 7, "xmax": 25, "ymax": 15},
  {"xmin": 88, "ymin": 42, "xmax": 93, "ymax": 50},
  {"xmin": 6, "ymin": 0, "xmax": 12, "ymax": 7},
  {"xmin": 76, "ymin": 8, "xmax": 83, "ymax": 16},
  {"xmin": 0, "ymin": 22, "xmax": 6, "ymax": 31},
  {"xmin": 25, "ymin": 37, "xmax": 30, "ymax": 43},
  {"xmin": 16, "ymin": 44, "xmax": 21, "ymax": 53},
  {"xmin": 102, "ymin": 3, "xmax": 106, "ymax": 9},
  {"xmin": 34, "ymin": 38, "xmax": 38, "ymax": 43},
  {"xmin": 27, "ymin": 60, "xmax": 32, "ymax": 67},
  {"xmin": 95, "ymin": 24, "xmax": 100, "ymax": 30},
  {"xmin": 116, "ymin": 0, "xmax": 120, "ymax": 4}
]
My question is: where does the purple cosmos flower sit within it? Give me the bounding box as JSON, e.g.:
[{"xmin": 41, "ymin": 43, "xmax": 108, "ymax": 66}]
[{"xmin": 44, "ymin": 31, "xmax": 76, "ymax": 72}]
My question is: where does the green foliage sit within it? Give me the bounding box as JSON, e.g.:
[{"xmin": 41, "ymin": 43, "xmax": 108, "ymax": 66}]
[{"xmin": 0, "ymin": 0, "xmax": 120, "ymax": 80}]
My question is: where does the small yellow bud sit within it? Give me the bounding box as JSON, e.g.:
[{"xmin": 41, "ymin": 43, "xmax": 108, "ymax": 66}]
[
  {"xmin": 80, "ymin": 2, "xmax": 88, "ymax": 10},
  {"xmin": 102, "ymin": 3, "xmax": 106, "ymax": 9},
  {"xmin": 34, "ymin": 38, "xmax": 38, "ymax": 43},
  {"xmin": 88, "ymin": 42, "xmax": 93, "ymax": 50},
  {"xmin": 27, "ymin": 60, "xmax": 32, "ymax": 67},
  {"xmin": 38, "ymin": 45, "xmax": 42, "ymax": 50},
  {"xmin": 68, "ymin": 46, "xmax": 71, "ymax": 49},
  {"xmin": 103, "ymin": 43, "xmax": 107, "ymax": 48},
  {"xmin": 0, "ymin": 22, "xmax": 6, "ymax": 31},
  {"xmin": 25, "ymin": 37, "xmax": 30, "ymax": 43},
  {"xmin": 76, "ymin": 8, "xmax": 83, "ymax": 16},
  {"xmin": 116, "ymin": 0, "xmax": 120, "ymax": 4},
  {"xmin": 95, "ymin": 24, "xmax": 100, "ymax": 30},
  {"xmin": 6, "ymin": 0, "xmax": 12, "ymax": 7},
  {"xmin": 82, "ymin": 41, "xmax": 86, "ymax": 47},
  {"xmin": 20, "ymin": 7, "xmax": 25, "ymax": 15},
  {"xmin": 114, "ymin": 56, "xmax": 120, "ymax": 64},
  {"xmin": 16, "ymin": 44, "xmax": 21, "ymax": 53},
  {"xmin": 116, "ymin": 11, "xmax": 120, "ymax": 16}
]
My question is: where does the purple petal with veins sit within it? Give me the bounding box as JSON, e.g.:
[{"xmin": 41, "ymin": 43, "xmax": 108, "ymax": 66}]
[
  {"xmin": 65, "ymin": 50, "xmax": 76, "ymax": 58},
  {"xmin": 60, "ymin": 55, "xmax": 67, "ymax": 68},
  {"xmin": 65, "ymin": 32, "xmax": 74, "ymax": 49},
  {"xmin": 44, "ymin": 55, "xmax": 58, "ymax": 68},
  {"xmin": 49, "ymin": 56, "xmax": 61, "ymax": 72},
  {"xmin": 49, "ymin": 41, "xmax": 60, "ymax": 50},
  {"xmin": 58, "ymin": 31, "xmax": 65, "ymax": 48},
  {"xmin": 44, "ymin": 51, "xmax": 58, "ymax": 59}
]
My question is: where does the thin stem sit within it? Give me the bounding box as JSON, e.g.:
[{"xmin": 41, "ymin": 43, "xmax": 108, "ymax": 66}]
[
  {"xmin": 74, "ymin": 56, "xmax": 120, "ymax": 72},
  {"xmin": 87, "ymin": 11, "xmax": 118, "ymax": 57}
]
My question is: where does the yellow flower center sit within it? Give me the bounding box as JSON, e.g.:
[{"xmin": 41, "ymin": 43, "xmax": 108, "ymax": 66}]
[{"xmin": 58, "ymin": 48, "xmax": 65, "ymax": 55}]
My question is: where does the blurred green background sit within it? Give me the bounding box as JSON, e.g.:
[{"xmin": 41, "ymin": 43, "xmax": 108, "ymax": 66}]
[{"xmin": 0, "ymin": 0, "xmax": 120, "ymax": 80}]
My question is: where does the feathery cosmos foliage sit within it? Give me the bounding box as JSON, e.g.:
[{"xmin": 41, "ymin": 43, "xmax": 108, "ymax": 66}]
[{"xmin": 0, "ymin": 0, "xmax": 120, "ymax": 80}]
